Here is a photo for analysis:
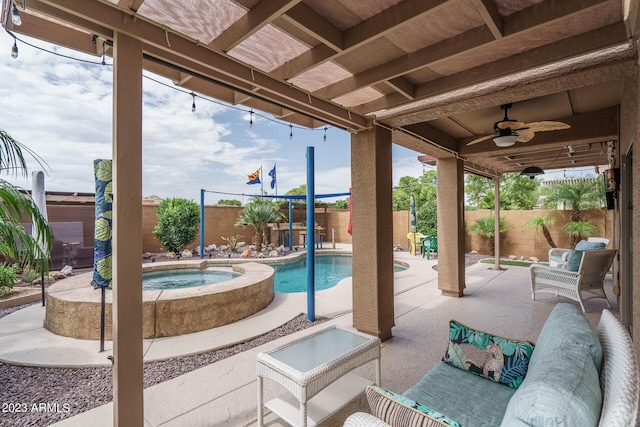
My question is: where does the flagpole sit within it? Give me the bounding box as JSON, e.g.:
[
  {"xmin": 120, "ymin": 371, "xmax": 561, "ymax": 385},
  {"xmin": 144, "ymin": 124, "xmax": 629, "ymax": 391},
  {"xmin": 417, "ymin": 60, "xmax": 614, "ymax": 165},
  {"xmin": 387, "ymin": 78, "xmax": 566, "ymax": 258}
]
[{"xmin": 260, "ymin": 166, "xmax": 264, "ymax": 195}]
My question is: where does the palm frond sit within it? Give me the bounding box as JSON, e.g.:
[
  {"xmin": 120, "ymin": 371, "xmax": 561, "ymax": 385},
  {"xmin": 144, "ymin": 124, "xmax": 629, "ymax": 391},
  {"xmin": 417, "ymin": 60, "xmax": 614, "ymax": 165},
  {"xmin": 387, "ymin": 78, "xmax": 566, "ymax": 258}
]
[{"xmin": 0, "ymin": 130, "xmax": 50, "ymax": 178}]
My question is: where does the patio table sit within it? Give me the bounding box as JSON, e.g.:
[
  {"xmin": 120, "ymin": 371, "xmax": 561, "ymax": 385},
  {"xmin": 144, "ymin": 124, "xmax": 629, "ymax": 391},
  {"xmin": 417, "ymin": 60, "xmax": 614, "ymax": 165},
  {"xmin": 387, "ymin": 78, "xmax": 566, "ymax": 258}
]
[{"xmin": 256, "ymin": 325, "xmax": 381, "ymax": 427}]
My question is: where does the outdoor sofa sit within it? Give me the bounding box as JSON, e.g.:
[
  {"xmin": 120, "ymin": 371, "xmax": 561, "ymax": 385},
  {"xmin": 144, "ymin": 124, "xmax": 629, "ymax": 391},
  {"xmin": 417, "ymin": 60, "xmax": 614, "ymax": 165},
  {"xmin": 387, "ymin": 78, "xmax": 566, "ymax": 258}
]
[{"xmin": 344, "ymin": 303, "xmax": 639, "ymax": 427}]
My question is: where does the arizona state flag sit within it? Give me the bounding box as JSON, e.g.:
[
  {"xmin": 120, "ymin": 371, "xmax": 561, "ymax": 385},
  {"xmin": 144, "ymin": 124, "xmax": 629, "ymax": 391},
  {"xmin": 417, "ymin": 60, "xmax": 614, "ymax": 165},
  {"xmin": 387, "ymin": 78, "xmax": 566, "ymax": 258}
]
[{"xmin": 247, "ymin": 168, "xmax": 261, "ymax": 185}]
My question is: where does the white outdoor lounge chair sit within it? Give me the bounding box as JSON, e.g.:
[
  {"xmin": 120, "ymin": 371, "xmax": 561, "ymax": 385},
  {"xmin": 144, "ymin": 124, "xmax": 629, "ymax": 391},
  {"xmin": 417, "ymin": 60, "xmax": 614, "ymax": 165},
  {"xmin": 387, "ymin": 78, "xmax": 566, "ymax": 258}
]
[
  {"xmin": 548, "ymin": 237, "xmax": 610, "ymax": 268},
  {"xmin": 531, "ymin": 249, "xmax": 616, "ymax": 312}
]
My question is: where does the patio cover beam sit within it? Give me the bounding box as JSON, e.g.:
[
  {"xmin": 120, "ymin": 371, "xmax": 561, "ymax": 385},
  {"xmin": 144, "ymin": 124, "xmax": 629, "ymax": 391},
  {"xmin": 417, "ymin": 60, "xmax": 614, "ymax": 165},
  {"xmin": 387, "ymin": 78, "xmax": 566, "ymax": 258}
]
[
  {"xmin": 209, "ymin": 0, "xmax": 302, "ymax": 52},
  {"xmin": 375, "ymin": 55, "xmax": 634, "ymax": 129},
  {"xmin": 30, "ymin": 0, "xmax": 370, "ymax": 132}
]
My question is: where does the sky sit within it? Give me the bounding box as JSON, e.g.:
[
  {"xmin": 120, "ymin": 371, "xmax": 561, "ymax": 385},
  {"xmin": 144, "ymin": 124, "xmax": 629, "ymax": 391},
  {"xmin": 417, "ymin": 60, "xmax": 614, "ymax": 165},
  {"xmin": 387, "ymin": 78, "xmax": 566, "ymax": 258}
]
[
  {"xmin": 0, "ymin": 30, "xmax": 427, "ymax": 205},
  {"xmin": 0, "ymin": 31, "xmax": 597, "ymax": 205}
]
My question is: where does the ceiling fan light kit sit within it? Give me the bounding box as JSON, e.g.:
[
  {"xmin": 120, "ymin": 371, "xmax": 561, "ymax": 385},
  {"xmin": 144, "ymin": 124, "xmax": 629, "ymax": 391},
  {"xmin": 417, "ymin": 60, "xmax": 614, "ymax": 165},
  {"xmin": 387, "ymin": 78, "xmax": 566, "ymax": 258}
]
[
  {"xmin": 493, "ymin": 135, "xmax": 518, "ymax": 147},
  {"xmin": 467, "ymin": 104, "xmax": 571, "ymax": 146},
  {"xmin": 521, "ymin": 166, "xmax": 545, "ymax": 179}
]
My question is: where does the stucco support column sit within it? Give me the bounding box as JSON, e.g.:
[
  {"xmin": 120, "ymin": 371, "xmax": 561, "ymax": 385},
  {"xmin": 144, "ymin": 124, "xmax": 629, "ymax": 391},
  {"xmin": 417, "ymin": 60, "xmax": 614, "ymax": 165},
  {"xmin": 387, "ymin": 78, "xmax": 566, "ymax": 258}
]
[
  {"xmin": 350, "ymin": 126, "xmax": 394, "ymax": 340},
  {"xmin": 493, "ymin": 177, "xmax": 502, "ymax": 270},
  {"xmin": 112, "ymin": 32, "xmax": 143, "ymax": 426},
  {"xmin": 437, "ymin": 157, "xmax": 465, "ymax": 296}
]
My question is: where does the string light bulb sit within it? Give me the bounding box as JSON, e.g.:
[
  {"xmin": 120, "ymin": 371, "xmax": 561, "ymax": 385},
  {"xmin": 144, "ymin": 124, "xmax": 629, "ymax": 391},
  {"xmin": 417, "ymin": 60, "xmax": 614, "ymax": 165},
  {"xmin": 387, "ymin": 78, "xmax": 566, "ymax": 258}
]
[
  {"xmin": 323, "ymin": 126, "xmax": 327, "ymax": 142},
  {"xmin": 249, "ymin": 110, "xmax": 253, "ymax": 128},
  {"xmin": 289, "ymin": 123, "xmax": 293, "ymax": 140},
  {"xmin": 10, "ymin": 38, "xmax": 18, "ymax": 59},
  {"xmin": 190, "ymin": 92, "xmax": 196, "ymax": 112},
  {"xmin": 11, "ymin": 2, "xmax": 21, "ymax": 26}
]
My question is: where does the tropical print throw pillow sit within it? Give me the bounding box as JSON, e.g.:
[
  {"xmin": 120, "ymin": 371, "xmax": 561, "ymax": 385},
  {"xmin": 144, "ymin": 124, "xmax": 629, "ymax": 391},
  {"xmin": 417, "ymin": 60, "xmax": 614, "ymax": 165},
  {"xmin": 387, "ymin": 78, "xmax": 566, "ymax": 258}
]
[{"xmin": 444, "ymin": 320, "xmax": 535, "ymax": 389}]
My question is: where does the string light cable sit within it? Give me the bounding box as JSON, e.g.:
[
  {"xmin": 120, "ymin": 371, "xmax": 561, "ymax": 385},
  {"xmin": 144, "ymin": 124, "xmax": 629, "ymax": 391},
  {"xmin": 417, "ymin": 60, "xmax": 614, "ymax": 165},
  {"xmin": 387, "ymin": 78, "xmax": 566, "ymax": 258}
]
[{"xmin": 6, "ymin": 31, "xmax": 336, "ymax": 141}]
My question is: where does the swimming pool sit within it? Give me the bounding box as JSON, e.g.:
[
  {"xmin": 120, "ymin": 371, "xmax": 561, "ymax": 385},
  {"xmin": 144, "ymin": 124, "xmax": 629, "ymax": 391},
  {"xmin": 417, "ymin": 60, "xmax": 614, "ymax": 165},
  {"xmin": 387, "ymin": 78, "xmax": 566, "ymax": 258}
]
[
  {"xmin": 272, "ymin": 254, "xmax": 406, "ymax": 293},
  {"xmin": 143, "ymin": 269, "xmax": 240, "ymax": 290}
]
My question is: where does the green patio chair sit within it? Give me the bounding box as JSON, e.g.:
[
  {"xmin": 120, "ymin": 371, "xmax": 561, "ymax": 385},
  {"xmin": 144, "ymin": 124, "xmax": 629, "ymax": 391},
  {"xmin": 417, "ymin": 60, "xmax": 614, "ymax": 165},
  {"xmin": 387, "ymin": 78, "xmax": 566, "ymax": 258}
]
[{"xmin": 422, "ymin": 235, "xmax": 438, "ymax": 259}]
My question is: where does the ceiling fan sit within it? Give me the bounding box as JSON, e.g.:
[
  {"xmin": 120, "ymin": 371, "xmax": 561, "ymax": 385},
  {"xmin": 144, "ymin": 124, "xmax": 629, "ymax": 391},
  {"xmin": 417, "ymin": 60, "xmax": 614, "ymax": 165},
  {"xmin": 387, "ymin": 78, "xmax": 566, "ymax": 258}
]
[{"xmin": 467, "ymin": 104, "xmax": 571, "ymax": 147}]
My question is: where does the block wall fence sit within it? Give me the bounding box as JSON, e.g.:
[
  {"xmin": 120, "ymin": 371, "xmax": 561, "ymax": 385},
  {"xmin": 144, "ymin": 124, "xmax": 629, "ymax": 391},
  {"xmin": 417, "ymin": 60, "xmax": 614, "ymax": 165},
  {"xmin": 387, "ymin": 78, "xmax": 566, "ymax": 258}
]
[{"xmin": 42, "ymin": 203, "xmax": 612, "ymax": 261}]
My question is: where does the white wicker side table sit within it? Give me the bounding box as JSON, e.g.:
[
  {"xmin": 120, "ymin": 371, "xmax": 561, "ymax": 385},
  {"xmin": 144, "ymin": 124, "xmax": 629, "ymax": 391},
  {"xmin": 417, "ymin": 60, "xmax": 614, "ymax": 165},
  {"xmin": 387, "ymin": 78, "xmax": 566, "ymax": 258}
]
[{"xmin": 256, "ymin": 325, "xmax": 381, "ymax": 427}]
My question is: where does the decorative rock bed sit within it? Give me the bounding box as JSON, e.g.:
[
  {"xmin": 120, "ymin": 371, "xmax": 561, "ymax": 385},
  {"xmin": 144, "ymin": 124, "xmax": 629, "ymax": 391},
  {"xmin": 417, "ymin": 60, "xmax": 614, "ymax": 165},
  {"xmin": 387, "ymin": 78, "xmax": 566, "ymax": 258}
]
[{"xmin": 44, "ymin": 261, "xmax": 274, "ymax": 339}]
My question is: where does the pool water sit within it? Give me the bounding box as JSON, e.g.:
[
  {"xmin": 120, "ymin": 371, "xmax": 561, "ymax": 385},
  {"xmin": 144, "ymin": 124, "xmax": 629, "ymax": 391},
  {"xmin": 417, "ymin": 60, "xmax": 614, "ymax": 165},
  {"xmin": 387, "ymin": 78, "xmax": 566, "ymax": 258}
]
[
  {"xmin": 273, "ymin": 255, "xmax": 406, "ymax": 294},
  {"xmin": 143, "ymin": 269, "xmax": 239, "ymax": 290},
  {"xmin": 141, "ymin": 255, "xmax": 407, "ymax": 293}
]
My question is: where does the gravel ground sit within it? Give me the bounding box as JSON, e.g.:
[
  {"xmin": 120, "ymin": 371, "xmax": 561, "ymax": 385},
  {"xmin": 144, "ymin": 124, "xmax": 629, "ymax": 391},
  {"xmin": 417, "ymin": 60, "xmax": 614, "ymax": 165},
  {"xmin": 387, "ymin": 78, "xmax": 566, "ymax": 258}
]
[{"xmin": 0, "ymin": 306, "xmax": 327, "ymax": 427}]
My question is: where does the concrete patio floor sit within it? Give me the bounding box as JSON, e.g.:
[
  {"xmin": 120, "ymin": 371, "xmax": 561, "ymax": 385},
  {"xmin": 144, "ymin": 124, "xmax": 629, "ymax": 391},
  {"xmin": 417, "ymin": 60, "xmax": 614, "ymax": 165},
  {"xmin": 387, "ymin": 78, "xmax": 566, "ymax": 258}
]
[{"xmin": 0, "ymin": 247, "xmax": 616, "ymax": 426}]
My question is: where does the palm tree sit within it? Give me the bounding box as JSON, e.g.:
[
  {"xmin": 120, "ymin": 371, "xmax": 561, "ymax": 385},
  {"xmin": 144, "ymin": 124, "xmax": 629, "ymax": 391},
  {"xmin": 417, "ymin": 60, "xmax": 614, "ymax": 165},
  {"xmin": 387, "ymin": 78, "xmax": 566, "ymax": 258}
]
[
  {"xmin": 235, "ymin": 198, "xmax": 284, "ymax": 253},
  {"xmin": 524, "ymin": 213, "xmax": 557, "ymax": 248},
  {"xmin": 0, "ymin": 129, "xmax": 52, "ymax": 274},
  {"xmin": 541, "ymin": 179, "xmax": 602, "ymax": 247},
  {"xmin": 469, "ymin": 215, "xmax": 511, "ymax": 255},
  {"xmin": 563, "ymin": 220, "xmax": 600, "ymax": 244}
]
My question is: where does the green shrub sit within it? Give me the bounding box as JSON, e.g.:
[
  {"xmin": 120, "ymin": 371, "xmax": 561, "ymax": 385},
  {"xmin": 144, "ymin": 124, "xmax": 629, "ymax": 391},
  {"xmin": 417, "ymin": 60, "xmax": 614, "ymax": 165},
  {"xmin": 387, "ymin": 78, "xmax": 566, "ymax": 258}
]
[
  {"xmin": 0, "ymin": 263, "xmax": 18, "ymax": 297},
  {"xmin": 153, "ymin": 198, "xmax": 200, "ymax": 254}
]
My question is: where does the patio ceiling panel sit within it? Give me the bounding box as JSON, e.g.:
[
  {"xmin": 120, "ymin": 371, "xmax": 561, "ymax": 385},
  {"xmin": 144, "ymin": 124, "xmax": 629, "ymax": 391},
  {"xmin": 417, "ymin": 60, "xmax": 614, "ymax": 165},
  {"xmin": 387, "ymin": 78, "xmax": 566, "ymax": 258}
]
[
  {"xmin": 383, "ymin": 1, "xmax": 484, "ymax": 55},
  {"xmin": 227, "ymin": 25, "xmax": 310, "ymax": 72},
  {"xmin": 135, "ymin": 0, "xmax": 245, "ymax": 44},
  {"xmin": 288, "ymin": 61, "xmax": 353, "ymax": 93}
]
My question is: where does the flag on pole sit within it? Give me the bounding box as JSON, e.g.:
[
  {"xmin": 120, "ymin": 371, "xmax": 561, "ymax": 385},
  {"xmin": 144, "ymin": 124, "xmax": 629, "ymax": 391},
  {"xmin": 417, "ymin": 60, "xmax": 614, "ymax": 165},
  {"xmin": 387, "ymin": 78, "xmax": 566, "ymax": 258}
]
[
  {"xmin": 247, "ymin": 167, "xmax": 261, "ymax": 185},
  {"xmin": 268, "ymin": 164, "xmax": 276, "ymax": 189}
]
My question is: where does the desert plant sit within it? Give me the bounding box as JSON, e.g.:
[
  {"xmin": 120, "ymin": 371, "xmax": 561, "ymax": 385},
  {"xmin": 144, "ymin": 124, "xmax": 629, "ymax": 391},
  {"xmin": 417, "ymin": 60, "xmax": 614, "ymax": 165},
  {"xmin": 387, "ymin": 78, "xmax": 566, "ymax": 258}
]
[
  {"xmin": 0, "ymin": 263, "xmax": 18, "ymax": 297},
  {"xmin": 563, "ymin": 221, "xmax": 600, "ymax": 246},
  {"xmin": 236, "ymin": 198, "xmax": 285, "ymax": 252},
  {"xmin": 469, "ymin": 215, "xmax": 511, "ymax": 255},
  {"xmin": 20, "ymin": 268, "xmax": 39, "ymax": 284},
  {"xmin": 221, "ymin": 235, "xmax": 243, "ymax": 252},
  {"xmin": 524, "ymin": 213, "xmax": 557, "ymax": 248},
  {"xmin": 153, "ymin": 198, "xmax": 200, "ymax": 254}
]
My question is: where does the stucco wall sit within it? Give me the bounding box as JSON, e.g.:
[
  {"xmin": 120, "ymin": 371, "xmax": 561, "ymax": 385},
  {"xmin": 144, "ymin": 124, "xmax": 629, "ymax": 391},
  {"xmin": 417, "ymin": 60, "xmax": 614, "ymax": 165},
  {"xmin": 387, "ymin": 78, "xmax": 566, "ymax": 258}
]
[
  {"xmin": 37, "ymin": 203, "xmax": 613, "ymax": 261},
  {"xmin": 465, "ymin": 209, "xmax": 612, "ymax": 260}
]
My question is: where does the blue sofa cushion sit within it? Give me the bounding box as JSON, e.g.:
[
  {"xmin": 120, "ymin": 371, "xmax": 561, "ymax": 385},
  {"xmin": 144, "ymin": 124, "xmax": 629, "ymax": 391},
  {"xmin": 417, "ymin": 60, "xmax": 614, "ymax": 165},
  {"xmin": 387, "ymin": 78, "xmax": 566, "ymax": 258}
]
[
  {"xmin": 529, "ymin": 303, "xmax": 603, "ymax": 370},
  {"xmin": 500, "ymin": 303, "xmax": 603, "ymax": 426},
  {"xmin": 404, "ymin": 363, "xmax": 517, "ymax": 427},
  {"xmin": 444, "ymin": 320, "xmax": 535, "ymax": 388},
  {"xmin": 566, "ymin": 241, "xmax": 607, "ymax": 271},
  {"xmin": 365, "ymin": 385, "xmax": 462, "ymax": 427}
]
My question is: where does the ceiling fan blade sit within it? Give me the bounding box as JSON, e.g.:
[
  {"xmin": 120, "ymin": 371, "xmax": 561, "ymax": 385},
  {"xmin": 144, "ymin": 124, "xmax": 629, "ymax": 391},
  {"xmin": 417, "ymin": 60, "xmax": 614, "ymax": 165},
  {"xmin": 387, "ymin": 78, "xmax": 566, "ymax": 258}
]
[
  {"xmin": 516, "ymin": 129, "xmax": 535, "ymax": 142},
  {"xmin": 467, "ymin": 133, "xmax": 496, "ymax": 146},
  {"xmin": 496, "ymin": 120, "xmax": 526, "ymax": 130},
  {"xmin": 524, "ymin": 121, "xmax": 571, "ymax": 132}
]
